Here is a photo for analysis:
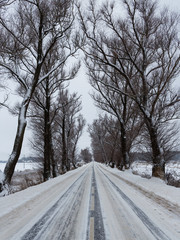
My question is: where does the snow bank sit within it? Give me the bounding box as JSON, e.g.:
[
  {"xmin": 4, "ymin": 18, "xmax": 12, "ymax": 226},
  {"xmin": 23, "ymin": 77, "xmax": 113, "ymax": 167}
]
[
  {"xmin": 0, "ymin": 164, "xmax": 87, "ymax": 217},
  {"xmin": 165, "ymin": 161, "xmax": 180, "ymax": 187},
  {"xmin": 101, "ymin": 164, "xmax": 180, "ymax": 208},
  {"xmin": 131, "ymin": 160, "xmax": 180, "ymax": 187},
  {"xmin": 131, "ymin": 161, "xmax": 152, "ymax": 178}
]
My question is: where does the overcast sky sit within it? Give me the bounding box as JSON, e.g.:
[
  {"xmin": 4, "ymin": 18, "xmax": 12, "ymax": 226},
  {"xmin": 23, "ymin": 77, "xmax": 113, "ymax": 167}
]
[{"xmin": 0, "ymin": 0, "xmax": 180, "ymax": 160}]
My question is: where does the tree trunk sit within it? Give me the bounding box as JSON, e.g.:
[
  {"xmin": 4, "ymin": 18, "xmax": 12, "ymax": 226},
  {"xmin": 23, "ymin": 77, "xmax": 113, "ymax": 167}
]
[
  {"xmin": 1, "ymin": 64, "xmax": 42, "ymax": 191},
  {"xmin": 145, "ymin": 118, "xmax": 165, "ymax": 179},
  {"xmin": 118, "ymin": 123, "xmax": 129, "ymax": 171},
  {"xmin": 43, "ymin": 80, "xmax": 52, "ymax": 181},
  {"xmin": 3, "ymin": 98, "xmax": 29, "ymax": 186},
  {"xmin": 43, "ymin": 110, "xmax": 51, "ymax": 181},
  {"xmin": 99, "ymin": 137, "xmax": 108, "ymax": 164},
  {"xmin": 61, "ymin": 116, "xmax": 67, "ymax": 173},
  {"xmin": 50, "ymin": 136, "xmax": 58, "ymax": 178}
]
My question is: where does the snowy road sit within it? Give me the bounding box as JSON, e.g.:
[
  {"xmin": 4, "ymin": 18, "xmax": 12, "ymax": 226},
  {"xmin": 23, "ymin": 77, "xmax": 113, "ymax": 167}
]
[
  {"xmin": 0, "ymin": 162, "xmax": 179, "ymax": 240},
  {"xmin": 95, "ymin": 164, "xmax": 180, "ymax": 240}
]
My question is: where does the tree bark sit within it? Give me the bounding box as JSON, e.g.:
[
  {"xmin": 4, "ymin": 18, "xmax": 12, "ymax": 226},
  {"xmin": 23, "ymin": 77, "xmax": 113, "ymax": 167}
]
[
  {"xmin": 61, "ymin": 116, "xmax": 67, "ymax": 173},
  {"xmin": 43, "ymin": 94, "xmax": 51, "ymax": 181},
  {"xmin": 3, "ymin": 95, "xmax": 29, "ymax": 186},
  {"xmin": 51, "ymin": 136, "xmax": 58, "ymax": 178},
  {"xmin": 145, "ymin": 118, "xmax": 165, "ymax": 179}
]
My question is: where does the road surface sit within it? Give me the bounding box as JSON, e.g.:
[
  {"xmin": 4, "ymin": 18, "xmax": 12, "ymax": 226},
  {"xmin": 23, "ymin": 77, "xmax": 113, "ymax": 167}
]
[{"xmin": 0, "ymin": 162, "xmax": 179, "ymax": 240}]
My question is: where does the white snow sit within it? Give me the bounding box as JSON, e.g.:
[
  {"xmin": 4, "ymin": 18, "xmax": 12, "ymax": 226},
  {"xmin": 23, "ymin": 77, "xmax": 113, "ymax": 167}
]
[
  {"xmin": 131, "ymin": 161, "xmax": 152, "ymax": 178},
  {"xmin": 0, "ymin": 164, "xmax": 91, "ymax": 240},
  {"xmin": 0, "ymin": 170, "xmax": 4, "ymax": 181},
  {"xmin": 96, "ymin": 163, "xmax": 180, "ymax": 240},
  {"xmin": 0, "ymin": 162, "xmax": 179, "ymax": 240},
  {"xmin": 0, "ymin": 162, "xmax": 39, "ymax": 172},
  {"xmin": 100, "ymin": 163, "xmax": 180, "ymax": 208},
  {"xmin": 0, "ymin": 164, "xmax": 86, "ymax": 217},
  {"xmin": 131, "ymin": 160, "xmax": 180, "ymax": 184},
  {"xmin": 165, "ymin": 161, "xmax": 180, "ymax": 181}
]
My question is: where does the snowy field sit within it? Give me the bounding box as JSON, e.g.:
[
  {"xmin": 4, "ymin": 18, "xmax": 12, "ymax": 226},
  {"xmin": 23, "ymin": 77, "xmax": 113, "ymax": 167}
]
[
  {"xmin": 131, "ymin": 160, "xmax": 180, "ymax": 187},
  {"xmin": 0, "ymin": 162, "xmax": 39, "ymax": 172}
]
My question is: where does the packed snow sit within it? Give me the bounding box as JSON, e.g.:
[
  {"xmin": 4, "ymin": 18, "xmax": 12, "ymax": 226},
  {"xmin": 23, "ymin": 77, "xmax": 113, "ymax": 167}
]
[
  {"xmin": 101, "ymin": 163, "xmax": 180, "ymax": 208},
  {"xmin": 0, "ymin": 164, "xmax": 91, "ymax": 240},
  {"xmin": 96, "ymin": 163, "xmax": 180, "ymax": 240},
  {"xmin": 0, "ymin": 162, "xmax": 179, "ymax": 240}
]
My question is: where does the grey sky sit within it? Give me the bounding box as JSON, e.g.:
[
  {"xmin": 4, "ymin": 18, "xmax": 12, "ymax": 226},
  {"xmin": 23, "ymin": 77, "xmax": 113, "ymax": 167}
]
[{"xmin": 0, "ymin": 0, "xmax": 180, "ymax": 160}]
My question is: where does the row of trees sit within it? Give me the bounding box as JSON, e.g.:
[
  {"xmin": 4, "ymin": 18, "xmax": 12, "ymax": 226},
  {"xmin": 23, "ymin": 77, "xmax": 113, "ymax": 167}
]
[
  {"xmin": 30, "ymin": 87, "xmax": 85, "ymax": 181},
  {"xmin": 79, "ymin": 0, "xmax": 180, "ymax": 178},
  {"xmin": 0, "ymin": 0, "xmax": 180, "ymax": 195},
  {"xmin": 0, "ymin": 0, "xmax": 86, "ymax": 193}
]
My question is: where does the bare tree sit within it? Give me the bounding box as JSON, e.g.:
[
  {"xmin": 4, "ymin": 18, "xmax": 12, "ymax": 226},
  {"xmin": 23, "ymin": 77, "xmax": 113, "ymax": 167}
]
[
  {"xmin": 79, "ymin": 148, "xmax": 92, "ymax": 163},
  {"xmin": 0, "ymin": 83, "xmax": 8, "ymax": 109},
  {"xmin": 0, "ymin": 0, "xmax": 80, "ymax": 192},
  {"xmin": 54, "ymin": 89, "xmax": 85, "ymax": 173},
  {"xmin": 69, "ymin": 114, "xmax": 86, "ymax": 168},
  {"xmin": 88, "ymin": 116, "xmax": 113, "ymax": 165},
  {"xmin": 78, "ymin": 0, "xmax": 180, "ymax": 178},
  {"xmin": 87, "ymin": 56, "xmax": 141, "ymax": 169},
  {"xmin": 29, "ymin": 46, "xmax": 80, "ymax": 181}
]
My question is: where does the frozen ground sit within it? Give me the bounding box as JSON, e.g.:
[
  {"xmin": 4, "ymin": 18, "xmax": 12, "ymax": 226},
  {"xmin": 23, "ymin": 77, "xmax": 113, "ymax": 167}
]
[{"xmin": 0, "ymin": 162, "xmax": 179, "ymax": 240}]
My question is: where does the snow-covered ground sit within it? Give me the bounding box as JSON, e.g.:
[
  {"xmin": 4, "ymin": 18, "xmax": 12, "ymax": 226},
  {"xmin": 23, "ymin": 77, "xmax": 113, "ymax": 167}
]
[
  {"xmin": 131, "ymin": 160, "xmax": 180, "ymax": 187},
  {"xmin": 0, "ymin": 162, "xmax": 179, "ymax": 240},
  {"xmin": 0, "ymin": 164, "xmax": 92, "ymax": 240},
  {"xmin": 101, "ymin": 164, "xmax": 180, "ymax": 208},
  {"xmin": 96, "ymin": 163, "xmax": 180, "ymax": 240},
  {"xmin": 0, "ymin": 162, "xmax": 39, "ymax": 172}
]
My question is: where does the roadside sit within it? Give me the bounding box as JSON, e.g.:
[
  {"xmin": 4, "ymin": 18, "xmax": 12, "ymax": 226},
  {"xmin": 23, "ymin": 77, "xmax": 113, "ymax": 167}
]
[
  {"xmin": 96, "ymin": 163, "xmax": 180, "ymax": 240},
  {"xmin": 99, "ymin": 164, "xmax": 180, "ymax": 214},
  {"xmin": 0, "ymin": 164, "xmax": 90, "ymax": 240}
]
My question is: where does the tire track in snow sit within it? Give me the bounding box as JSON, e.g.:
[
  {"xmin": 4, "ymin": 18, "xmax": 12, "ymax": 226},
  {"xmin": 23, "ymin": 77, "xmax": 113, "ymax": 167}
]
[
  {"xmin": 101, "ymin": 165, "xmax": 180, "ymax": 216},
  {"xmin": 21, "ymin": 168, "xmax": 89, "ymax": 240},
  {"xmin": 98, "ymin": 166, "xmax": 171, "ymax": 240}
]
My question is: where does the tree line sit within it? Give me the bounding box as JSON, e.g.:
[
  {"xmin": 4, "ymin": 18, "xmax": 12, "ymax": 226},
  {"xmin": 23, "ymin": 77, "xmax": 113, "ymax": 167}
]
[
  {"xmin": 0, "ymin": 0, "xmax": 180, "ymax": 194},
  {"xmin": 81, "ymin": 0, "xmax": 180, "ymax": 178},
  {"xmin": 0, "ymin": 0, "xmax": 89, "ymax": 194}
]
